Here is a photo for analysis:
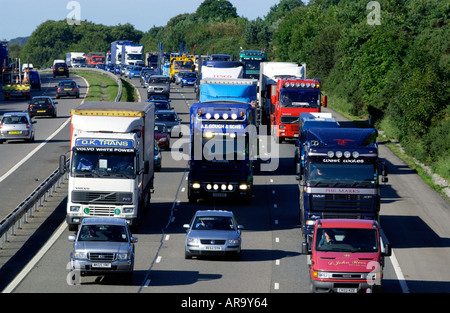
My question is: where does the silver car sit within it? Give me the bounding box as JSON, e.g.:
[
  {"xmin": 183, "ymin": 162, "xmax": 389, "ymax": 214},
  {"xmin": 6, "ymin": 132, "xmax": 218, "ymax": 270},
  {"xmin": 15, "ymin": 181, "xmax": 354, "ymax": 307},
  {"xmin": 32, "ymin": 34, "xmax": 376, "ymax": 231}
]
[
  {"xmin": 184, "ymin": 210, "xmax": 243, "ymax": 260},
  {"xmin": 0, "ymin": 112, "xmax": 35, "ymax": 144},
  {"xmin": 68, "ymin": 217, "xmax": 137, "ymax": 282},
  {"xmin": 147, "ymin": 75, "xmax": 170, "ymax": 99}
]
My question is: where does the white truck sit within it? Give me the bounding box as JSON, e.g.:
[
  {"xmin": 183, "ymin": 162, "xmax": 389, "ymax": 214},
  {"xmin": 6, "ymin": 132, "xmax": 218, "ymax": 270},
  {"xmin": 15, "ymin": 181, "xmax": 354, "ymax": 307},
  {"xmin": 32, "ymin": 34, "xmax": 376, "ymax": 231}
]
[
  {"xmin": 122, "ymin": 44, "xmax": 144, "ymax": 66},
  {"xmin": 258, "ymin": 62, "xmax": 306, "ymax": 125},
  {"xmin": 61, "ymin": 101, "xmax": 155, "ymax": 231},
  {"xmin": 66, "ymin": 52, "xmax": 86, "ymax": 67}
]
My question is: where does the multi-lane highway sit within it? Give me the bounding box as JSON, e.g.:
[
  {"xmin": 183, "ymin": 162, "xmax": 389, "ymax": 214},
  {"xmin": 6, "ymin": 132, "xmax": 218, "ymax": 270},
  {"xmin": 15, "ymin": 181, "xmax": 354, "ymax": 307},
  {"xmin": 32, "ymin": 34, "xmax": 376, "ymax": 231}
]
[{"xmin": 0, "ymin": 72, "xmax": 449, "ymax": 295}]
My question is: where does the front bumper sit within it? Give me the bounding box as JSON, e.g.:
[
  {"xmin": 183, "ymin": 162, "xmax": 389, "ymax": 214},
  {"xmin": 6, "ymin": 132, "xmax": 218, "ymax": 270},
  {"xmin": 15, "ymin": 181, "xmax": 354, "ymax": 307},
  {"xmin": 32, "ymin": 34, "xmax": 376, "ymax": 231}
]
[
  {"xmin": 70, "ymin": 258, "xmax": 133, "ymax": 275},
  {"xmin": 310, "ymin": 278, "xmax": 379, "ymax": 293},
  {"xmin": 185, "ymin": 242, "xmax": 241, "ymax": 257}
]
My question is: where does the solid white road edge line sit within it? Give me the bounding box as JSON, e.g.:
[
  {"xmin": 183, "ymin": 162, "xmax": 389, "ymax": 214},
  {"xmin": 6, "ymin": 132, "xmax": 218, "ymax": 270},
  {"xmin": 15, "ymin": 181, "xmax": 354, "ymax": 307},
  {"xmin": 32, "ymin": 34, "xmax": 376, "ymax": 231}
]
[{"xmin": 2, "ymin": 221, "xmax": 68, "ymax": 293}]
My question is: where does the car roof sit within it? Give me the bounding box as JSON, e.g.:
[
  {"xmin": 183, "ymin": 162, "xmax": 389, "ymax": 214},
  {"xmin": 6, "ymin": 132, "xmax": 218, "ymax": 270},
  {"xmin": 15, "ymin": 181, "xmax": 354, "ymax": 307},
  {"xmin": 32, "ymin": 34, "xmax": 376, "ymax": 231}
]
[
  {"xmin": 194, "ymin": 210, "xmax": 234, "ymax": 217},
  {"xmin": 80, "ymin": 217, "xmax": 128, "ymax": 226},
  {"xmin": 2, "ymin": 112, "xmax": 29, "ymax": 117},
  {"xmin": 156, "ymin": 110, "xmax": 176, "ymax": 113},
  {"xmin": 32, "ymin": 96, "xmax": 52, "ymax": 99}
]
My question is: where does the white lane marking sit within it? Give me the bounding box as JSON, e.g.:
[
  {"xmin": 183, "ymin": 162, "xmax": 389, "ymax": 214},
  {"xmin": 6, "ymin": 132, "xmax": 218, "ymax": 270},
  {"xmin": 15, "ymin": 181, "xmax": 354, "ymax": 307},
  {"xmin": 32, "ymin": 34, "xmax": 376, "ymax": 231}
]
[
  {"xmin": 156, "ymin": 256, "xmax": 162, "ymax": 263},
  {"xmin": 275, "ymin": 260, "xmax": 280, "ymax": 265},
  {"xmin": 275, "ymin": 237, "xmax": 279, "ymax": 243},
  {"xmin": 144, "ymin": 279, "xmax": 151, "ymax": 287},
  {"xmin": 0, "ymin": 118, "xmax": 71, "ymax": 184},
  {"xmin": 165, "ymin": 235, "xmax": 170, "ymax": 241},
  {"xmin": 390, "ymin": 249, "xmax": 410, "ymax": 293},
  {"xmin": 2, "ymin": 222, "xmax": 68, "ymax": 293},
  {"xmin": 274, "ymin": 283, "xmax": 279, "ymax": 290}
]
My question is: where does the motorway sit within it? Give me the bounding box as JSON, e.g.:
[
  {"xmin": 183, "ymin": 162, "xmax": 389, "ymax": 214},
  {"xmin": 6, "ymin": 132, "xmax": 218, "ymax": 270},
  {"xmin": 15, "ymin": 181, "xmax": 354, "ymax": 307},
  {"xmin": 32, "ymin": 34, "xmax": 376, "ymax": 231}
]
[{"xmin": 0, "ymin": 71, "xmax": 449, "ymax": 295}]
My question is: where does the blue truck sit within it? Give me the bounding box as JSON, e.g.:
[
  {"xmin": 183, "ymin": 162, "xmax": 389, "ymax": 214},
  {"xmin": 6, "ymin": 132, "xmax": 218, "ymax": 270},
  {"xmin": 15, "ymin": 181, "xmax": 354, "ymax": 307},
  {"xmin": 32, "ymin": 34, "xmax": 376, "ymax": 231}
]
[
  {"xmin": 297, "ymin": 127, "xmax": 388, "ymax": 245},
  {"xmin": 188, "ymin": 80, "xmax": 257, "ymax": 203}
]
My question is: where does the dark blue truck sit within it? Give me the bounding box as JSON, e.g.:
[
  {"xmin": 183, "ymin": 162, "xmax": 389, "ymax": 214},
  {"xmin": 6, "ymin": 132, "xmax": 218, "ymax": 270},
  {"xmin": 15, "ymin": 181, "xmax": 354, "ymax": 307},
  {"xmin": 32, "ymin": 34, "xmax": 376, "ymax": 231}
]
[
  {"xmin": 296, "ymin": 127, "xmax": 388, "ymax": 245},
  {"xmin": 188, "ymin": 101, "xmax": 257, "ymax": 204}
]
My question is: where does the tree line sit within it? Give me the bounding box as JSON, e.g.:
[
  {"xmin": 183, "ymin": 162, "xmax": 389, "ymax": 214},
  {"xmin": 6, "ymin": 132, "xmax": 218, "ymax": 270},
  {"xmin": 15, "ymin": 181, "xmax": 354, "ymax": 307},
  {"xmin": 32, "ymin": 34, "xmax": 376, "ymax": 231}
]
[{"xmin": 12, "ymin": 0, "xmax": 449, "ymax": 181}]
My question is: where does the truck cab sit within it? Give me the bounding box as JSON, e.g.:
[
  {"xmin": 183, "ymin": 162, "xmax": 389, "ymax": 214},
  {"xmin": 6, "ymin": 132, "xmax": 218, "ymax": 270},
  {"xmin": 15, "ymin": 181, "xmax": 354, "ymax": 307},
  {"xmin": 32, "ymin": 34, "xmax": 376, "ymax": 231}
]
[{"xmin": 303, "ymin": 219, "xmax": 391, "ymax": 293}]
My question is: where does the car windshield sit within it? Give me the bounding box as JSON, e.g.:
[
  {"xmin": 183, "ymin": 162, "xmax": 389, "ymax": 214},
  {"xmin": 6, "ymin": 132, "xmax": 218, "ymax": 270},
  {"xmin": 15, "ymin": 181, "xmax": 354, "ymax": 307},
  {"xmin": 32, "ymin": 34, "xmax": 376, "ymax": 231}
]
[
  {"xmin": 150, "ymin": 77, "xmax": 169, "ymax": 84},
  {"xmin": 193, "ymin": 216, "xmax": 236, "ymax": 231},
  {"xmin": 72, "ymin": 151, "xmax": 136, "ymax": 178},
  {"xmin": 78, "ymin": 224, "xmax": 129, "ymax": 242},
  {"xmin": 155, "ymin": 124, "xmax": 167, "ymax": 133},
  {"xmin": 153, "ymin": 101, "xmax": 170, "ymax": 110},
  {"xmin": 315, "ymin": 228, "xmax": 378, "ymax": 252},
  {"xmin": 2, "ymin": 115, "xmax": 28, "ymax": 124},
  {"xmin": 31, "ymin": 98, "xmax": 51, "ymax": 105},
  {"xmin": 60, "ymin": 82, "xmax": 76, "ymax": 87},
  {"xmin": 156, "ymin": 113, "xmax": 177, "ymax": 122},
  {"xmin": 183, "ymin": 72, "xmax": 197, "ymax": 78}
]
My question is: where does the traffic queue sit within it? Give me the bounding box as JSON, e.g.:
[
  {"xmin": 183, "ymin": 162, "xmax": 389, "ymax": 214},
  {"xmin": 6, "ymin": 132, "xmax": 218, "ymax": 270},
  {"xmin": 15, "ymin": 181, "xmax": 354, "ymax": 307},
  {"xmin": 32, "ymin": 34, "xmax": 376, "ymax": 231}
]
[{"xmin": 1, "ymin": 47, "xmax": 391, "ymax": 293}]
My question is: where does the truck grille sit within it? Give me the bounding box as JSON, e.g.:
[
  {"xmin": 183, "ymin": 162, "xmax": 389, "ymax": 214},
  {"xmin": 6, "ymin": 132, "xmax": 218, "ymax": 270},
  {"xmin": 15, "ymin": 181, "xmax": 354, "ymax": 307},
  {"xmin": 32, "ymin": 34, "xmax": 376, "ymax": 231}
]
[
  {"xmin": 71, "ymin": 191, "xmax": 133, "ymax": 205},
  {"xmin": 88, "ymin": 206, "xmax": 116, "ymax": 217},
  {"xmin": 89, "ymin": 252, "xmax": 116, "ymax": 261},
  {"xmin": 198, "ymin": 163, "xmax": 242, "ymax": 181}
]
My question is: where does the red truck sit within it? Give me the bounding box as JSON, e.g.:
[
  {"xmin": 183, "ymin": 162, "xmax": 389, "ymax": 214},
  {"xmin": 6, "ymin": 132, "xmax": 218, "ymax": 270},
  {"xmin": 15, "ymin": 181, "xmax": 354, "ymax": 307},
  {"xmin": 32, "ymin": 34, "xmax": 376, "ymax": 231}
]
[
  {"xmin": 86, "ymin": 52, "xmax": 105, "ymax": 67},
  {"xmin": 302, "ymin": 219, "xmax": 391, "ymax": 293},
  {"xmin": 270, "ymin": 78, "xmax": 327, "ymax": 143}
]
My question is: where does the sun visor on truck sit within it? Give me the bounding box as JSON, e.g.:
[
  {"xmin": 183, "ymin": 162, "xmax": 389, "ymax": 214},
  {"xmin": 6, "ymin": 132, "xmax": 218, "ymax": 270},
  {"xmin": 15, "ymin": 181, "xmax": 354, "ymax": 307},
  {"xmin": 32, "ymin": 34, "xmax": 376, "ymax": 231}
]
[{"xmin": 304, "ymin": 128, "xmax": 378, "ymax": 147}]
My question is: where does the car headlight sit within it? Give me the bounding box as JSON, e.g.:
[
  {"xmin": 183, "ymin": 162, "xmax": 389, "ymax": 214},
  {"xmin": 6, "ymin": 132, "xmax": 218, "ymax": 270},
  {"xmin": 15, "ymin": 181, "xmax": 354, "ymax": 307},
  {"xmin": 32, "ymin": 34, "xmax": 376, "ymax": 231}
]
[
  {"xmin": 73, "ymin": 251, "xmax": 88, "ymax": 260},
  {"xmin": 228, "ymin": 239, "xmax": 240, "ymax": 244},
  {"xmin": 187, "ymin": 237, "xmax": 199, "ymax": 245},
  {"xmin": 117, "ymin": 253, "xmax": 131, "ymax": 260}
]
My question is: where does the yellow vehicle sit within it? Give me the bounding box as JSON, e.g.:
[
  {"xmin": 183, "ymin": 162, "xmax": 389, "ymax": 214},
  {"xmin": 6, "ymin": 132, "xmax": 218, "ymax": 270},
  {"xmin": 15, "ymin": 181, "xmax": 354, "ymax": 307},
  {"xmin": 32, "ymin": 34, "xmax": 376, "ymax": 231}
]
[
  {"xmin": 169, "ymin": 54, "xmax": 195, "ymax": 82},
  {"xmin": 2, "ymin": 59, "xmax": 31, "ymax": 100}
]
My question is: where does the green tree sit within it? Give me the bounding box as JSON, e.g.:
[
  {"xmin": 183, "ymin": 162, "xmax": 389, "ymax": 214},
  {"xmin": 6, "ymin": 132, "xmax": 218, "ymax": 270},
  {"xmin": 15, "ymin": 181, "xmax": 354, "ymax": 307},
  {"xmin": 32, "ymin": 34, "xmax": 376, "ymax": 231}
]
[{"xmin": 196, "ymin": 0, "xmax": 238, "ymax": 22}]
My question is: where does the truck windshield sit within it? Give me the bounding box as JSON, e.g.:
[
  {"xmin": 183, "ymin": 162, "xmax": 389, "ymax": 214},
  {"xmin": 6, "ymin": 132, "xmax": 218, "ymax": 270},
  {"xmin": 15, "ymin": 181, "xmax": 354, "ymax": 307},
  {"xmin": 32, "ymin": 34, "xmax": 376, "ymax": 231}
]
[
  {"xmin": 244, "ymin": 60, "xmax": 261, "ymax": 71},
  {"xmin": 78, "ymin": 224, "xmax": 129, "ymax": 242},
  {"xmin": 174, "ymin": 61, "xmax": 193, "ymax": 70},
  {"xmin": 127, "ymin": 54, "xmax": 143, "ymax": 60},
  {"xmin": 308, "ymin": 163, "xmax": 376, "ymax": 187},
  {"xmin": 315, "ymin": 228, "xmax": 378, "ymax": 252},
  {"xmin": 201, "ymin": 134, "xmax": 248, "ymax": 161},
  {"xmin": 72, "ymin": 151, "xmax": 136, "ymax": 178},
  {"xmin": 280, "ymin": 89, "xmax": 320, "ymax": 108}
]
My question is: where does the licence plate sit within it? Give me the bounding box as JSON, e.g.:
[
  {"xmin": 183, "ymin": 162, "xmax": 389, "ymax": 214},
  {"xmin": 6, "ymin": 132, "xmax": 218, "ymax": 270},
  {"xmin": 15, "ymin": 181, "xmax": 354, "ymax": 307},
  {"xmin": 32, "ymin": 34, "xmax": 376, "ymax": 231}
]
[
  {"xmin": 64, "ymin": 88, "xmax": 72, "ymax": 90},
  {"xmin": 59, "ymin": 69, "xmax": 64, "ymax": 71},
  {"xmin": 92, "ymin": 263, "xmax": 112, "ymax": 268},
  {"xmin": 8, "ymin": 131, "xmax": 20, "ymax": 134},
  {"xmin": 37, "ymin": 110, "xmax": 46, "ymax": 113},
  {"xmin": 212, "ymin": 193, "xmax": 227, "ymax": 198},
  {"xmin": 205, "ymin": 246, "xmax": 222, "ymax": 250},
  {"xmin": 337, "ymin": 288, "xmax": 358, "ymax": 293}
]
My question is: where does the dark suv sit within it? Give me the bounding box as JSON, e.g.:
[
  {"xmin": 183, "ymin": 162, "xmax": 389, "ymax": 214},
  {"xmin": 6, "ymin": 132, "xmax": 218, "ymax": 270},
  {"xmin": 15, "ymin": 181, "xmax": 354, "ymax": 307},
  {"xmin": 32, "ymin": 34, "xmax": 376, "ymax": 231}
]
[{"xmin": 53, "ymin": 62, "xmax": 69, "ymax": 78}]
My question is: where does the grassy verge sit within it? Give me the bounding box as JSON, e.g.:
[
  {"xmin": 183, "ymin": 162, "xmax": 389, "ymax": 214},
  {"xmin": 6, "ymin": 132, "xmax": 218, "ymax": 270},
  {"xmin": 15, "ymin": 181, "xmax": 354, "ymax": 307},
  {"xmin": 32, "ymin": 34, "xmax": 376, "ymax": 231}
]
[
  {"xmin": 327, "ymin": 93, "xmax": 449, "ymax": 199},
  {"xmin": 72, "ymin": 71, "xmax": 118, "ymax": 102},
  {"xmin": 119, "ymin": 78, "xmax": 138, "ymax": 102}
]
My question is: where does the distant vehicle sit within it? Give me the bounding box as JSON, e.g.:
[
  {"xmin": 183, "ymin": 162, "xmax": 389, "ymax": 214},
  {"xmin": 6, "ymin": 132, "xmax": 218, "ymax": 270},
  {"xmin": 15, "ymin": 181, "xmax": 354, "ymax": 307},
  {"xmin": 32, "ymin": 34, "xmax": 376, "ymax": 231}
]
[
  {"xmin": 53, "ymin": 62, "xmax": 69, "ymax": 78},
  {"xmin": 175, "ymin": 71, "xmax": 190, "ymax": 85},
  {"xmin": 29, "ymin": 70, "xmax": 41, "ymax": 90},
  {"xmin": 128, "ymin": 66, "xmax": 142, "ymax": 79},
  {"xmin": 56, "ymin": 80, "xmax": 80, "ymax": 99},
  {"xmin": 155, "ymin": 110, "xmax": 182, "ymax": 137},
  {"xmin": 146, "ymin": 75, "xmax": 170, "ymax": 99},
  {"xmin": 180, "ymin": 72, "xmax": 197, "ymax": 87},
  {"xmin": 154, "ymin": 139, "xmax": 162, "ymax": 172},
  {"xmin": 183, "ymin": 210, "xmax": 243, "ymax": 260},
  {"xmin": 105, "ymin": 64, "xmax": 115, "ymax": 73},
  {"xmin": 147, "ymin": 94, "xmax": 169, "ymax": 101},
  {"xmin": 114, "ymin": 64, "xmax": 121, "ymax": 74},
  {"xmin": 0, "ymin": 112, "xmax": 35, "ymax": 144},
  {"xmin": 67, "ymin": 217, "xmax": 138, "ymax": 282},
  {"xmin": 27, "ymin": 96, "xmax": 57, "ymax": 118},
  {"xmin": 146, "ymin": 100, "xmax": 171, "ymax": 111},
  {"xmin": 154, "ymin": 122, "xmax": 170, "ymax": 151}
]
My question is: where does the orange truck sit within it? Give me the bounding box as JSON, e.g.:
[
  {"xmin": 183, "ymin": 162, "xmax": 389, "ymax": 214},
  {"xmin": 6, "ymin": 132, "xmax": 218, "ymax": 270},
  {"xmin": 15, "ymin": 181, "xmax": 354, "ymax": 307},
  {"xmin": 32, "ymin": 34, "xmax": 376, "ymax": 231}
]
[{"xmin": 302, "ymin": 219, "xmax": 391, "ymax": 293}]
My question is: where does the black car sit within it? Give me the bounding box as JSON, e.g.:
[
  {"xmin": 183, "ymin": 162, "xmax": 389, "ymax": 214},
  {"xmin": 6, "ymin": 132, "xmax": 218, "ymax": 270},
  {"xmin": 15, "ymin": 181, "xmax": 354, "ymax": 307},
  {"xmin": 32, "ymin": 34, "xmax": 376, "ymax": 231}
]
[
  {"xmin": 53, "ymin": 62, "xmax": 69, "ymax": 78},
  {"xmin": 147, "ymin": 100, "xmax": 171, "ymax": 111},
  {"xmin": 56, "ymin": 80, "xmax": 80, "ymax": 99},
  {"xmin": 27, "ymin": 96, "xmax": 57, "ymax": 118}
]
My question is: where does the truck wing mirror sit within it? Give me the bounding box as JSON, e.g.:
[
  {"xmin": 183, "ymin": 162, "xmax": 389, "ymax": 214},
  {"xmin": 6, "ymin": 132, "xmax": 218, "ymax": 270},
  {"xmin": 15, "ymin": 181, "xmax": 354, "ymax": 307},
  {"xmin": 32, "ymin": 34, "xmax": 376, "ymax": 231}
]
[
  {"xmin": 383, "ymin": 243, "xmax": 392, "ymax": 257},
  {"xmin": 301, "ymin": 242, "xmax": 311, "ymax": 255},
  {"xmin": 143, "ymin": 160, "xmax": 149, "ymax": 174},
  {"xmin": 59, "ymin": 154, "xmax": 66, "ymax": 175}
]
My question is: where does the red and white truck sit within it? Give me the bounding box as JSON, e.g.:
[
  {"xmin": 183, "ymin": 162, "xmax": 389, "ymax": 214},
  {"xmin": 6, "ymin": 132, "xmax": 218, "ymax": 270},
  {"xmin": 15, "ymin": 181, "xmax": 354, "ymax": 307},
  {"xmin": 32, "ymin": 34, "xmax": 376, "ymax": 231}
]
[
  {"xmin": 302, "ymin": 219, "xmax": 391, "ymax": 293},
  {"xmin": 259, "ymin": 62, "xmax": 327, "ymax": 142}
]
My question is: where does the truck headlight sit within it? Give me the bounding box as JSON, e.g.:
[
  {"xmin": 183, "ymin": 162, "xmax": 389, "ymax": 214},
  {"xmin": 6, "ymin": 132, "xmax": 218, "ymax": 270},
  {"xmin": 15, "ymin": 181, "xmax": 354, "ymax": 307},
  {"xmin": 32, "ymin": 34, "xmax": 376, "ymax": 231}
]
[
  {"xmin": 70, "ymin": 206, "xmax": 80, "ymax": 212},
  {"xmin": 123, "ymin": 207, "xmax": 134, "ymax": 214},
  {"xmin": 312, "ymin": 271, "xmax": 332, "ymax": 279}
]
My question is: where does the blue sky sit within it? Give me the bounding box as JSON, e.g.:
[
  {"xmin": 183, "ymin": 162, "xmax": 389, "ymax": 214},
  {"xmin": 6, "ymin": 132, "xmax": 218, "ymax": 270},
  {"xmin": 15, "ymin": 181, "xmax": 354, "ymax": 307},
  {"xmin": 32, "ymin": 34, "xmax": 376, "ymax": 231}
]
[{"xmin": 1, "ymin": 0, "xmax": 288, "ymax": 41}]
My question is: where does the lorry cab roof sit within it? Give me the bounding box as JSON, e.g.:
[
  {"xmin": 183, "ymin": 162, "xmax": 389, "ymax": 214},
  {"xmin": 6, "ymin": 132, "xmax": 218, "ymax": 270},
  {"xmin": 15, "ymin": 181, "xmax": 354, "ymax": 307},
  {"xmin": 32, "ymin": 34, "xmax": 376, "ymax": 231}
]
[
  {"xmin": 317, "ymin": 219, "xmax": 378, "ymax": 229},
  {"xmin": 304, "ymin": 127, "xmax": 378, "ymax": 147}
]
